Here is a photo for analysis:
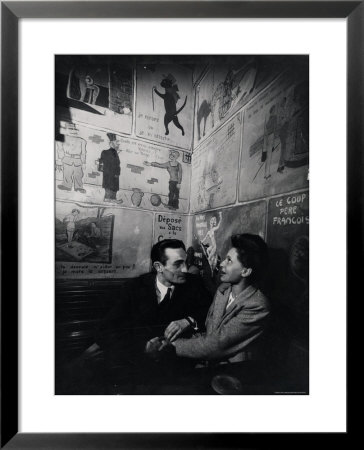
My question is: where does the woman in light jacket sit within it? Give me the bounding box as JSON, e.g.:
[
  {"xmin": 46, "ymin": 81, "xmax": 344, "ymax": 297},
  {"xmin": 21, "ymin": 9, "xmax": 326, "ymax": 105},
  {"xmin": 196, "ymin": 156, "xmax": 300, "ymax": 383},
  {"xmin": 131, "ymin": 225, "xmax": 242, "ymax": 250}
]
[{"xmin": 168, "ymin": 233, "xmax": 271, "ymax": 364}]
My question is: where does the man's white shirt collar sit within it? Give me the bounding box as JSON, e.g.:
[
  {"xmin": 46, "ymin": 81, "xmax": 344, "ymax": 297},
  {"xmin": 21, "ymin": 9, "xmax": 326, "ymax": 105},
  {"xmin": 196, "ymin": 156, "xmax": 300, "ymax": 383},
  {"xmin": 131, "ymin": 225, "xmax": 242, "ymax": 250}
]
[{"xmin": 156, "ymin": 277, "xmax": 175, "ymax": 303}]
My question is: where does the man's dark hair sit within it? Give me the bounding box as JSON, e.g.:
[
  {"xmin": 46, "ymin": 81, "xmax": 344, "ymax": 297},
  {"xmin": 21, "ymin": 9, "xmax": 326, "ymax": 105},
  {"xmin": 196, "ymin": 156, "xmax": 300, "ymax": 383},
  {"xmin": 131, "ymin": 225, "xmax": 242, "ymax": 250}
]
[
  {"xmin": 151, "ymin": 239, "xmax": 186, "ymax": 267},
  {"xmin": 231, "ymin": 233, "xmax": 269, "ymax": 286}
]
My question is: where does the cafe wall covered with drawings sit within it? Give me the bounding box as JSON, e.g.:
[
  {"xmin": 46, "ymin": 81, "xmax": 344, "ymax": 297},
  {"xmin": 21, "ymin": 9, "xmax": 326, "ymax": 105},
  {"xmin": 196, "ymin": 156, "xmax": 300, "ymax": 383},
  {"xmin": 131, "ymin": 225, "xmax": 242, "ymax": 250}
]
[{"xmin": 55, "ymin": 55, "xmax": 309, "ymax": 395}]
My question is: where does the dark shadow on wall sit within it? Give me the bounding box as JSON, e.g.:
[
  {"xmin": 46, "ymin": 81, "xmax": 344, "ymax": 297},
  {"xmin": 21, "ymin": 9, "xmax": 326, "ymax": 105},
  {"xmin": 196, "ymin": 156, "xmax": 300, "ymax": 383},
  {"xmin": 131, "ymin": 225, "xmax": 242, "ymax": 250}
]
[{"xmin": 261, "ymin": 247, "xmax": 309, "ymax": 393}]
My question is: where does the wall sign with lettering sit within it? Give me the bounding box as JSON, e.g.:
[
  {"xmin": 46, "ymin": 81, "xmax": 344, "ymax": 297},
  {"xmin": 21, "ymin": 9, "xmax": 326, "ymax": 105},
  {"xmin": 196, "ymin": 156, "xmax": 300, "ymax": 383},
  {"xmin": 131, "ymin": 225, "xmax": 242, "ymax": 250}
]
[
  {"xmin": 266, "ymin": 191, "xmax": 309, "ymax": 314},
  {"xmin": 153, "ymin": 213, "xmax": 187, "ymax": 243}
]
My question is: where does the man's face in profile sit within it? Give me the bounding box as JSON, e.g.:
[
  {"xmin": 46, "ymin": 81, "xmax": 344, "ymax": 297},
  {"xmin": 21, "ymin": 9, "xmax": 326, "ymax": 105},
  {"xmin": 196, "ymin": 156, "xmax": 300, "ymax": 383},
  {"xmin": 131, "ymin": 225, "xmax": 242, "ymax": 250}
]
[{"xmin": 159, "ymin": 247, "xmax": 188, "ymax": 285}]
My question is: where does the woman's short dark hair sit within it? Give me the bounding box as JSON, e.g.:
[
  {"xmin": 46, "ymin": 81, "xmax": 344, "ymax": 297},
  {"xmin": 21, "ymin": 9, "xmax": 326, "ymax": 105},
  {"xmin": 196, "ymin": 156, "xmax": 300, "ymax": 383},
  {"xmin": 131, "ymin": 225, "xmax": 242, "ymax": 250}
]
[
  {"xmin": 231, "ymin": 233, "xmax": 269, "ymax": 285},
  {"xmin": 151, "ymin": 239, "xmax": 186, "ymax": 267}
]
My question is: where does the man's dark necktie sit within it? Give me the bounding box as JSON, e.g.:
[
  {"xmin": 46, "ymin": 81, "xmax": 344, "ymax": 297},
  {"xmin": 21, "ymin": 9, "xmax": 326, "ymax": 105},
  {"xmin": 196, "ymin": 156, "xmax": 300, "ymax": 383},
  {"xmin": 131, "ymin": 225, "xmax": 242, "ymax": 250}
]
[
  {"xmin": 158, "ymin": 287, "xmax": 173, "ymax": 327},
  {"xmin": 161, "ymin": 287, "xmax": 172, "ymax": 303}
]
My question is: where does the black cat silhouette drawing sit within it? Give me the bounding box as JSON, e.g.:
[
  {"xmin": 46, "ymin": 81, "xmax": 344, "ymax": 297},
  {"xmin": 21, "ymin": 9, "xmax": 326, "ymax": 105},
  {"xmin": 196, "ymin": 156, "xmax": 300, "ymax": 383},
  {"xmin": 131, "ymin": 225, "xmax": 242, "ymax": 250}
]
[{"xmin": 153, "ymin": 73, "xmax": 187, "ymax": 136}]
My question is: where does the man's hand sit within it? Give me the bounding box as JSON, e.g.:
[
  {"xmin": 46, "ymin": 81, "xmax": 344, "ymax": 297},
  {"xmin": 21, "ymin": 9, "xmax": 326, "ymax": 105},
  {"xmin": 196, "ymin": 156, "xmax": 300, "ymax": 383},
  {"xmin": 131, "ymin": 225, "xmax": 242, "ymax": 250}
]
[
  {"xmin": 145, "ymin": 336, "xmax": 176, "ymax": 361},
  {"xmin": 145, "ymin": 336, "xmax": 164, "ymax": 361},
  {"xmin": 164, "ymin": 319, "xmax": 190, "ymax": 342}
]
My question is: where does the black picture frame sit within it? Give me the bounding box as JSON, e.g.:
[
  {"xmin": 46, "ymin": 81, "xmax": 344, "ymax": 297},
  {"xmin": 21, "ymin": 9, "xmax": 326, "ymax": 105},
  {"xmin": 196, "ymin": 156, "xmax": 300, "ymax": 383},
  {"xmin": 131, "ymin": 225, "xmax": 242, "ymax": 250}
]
[{"xmin": 1, "ymin": 1, "xmax": 356, "ymax": 448}]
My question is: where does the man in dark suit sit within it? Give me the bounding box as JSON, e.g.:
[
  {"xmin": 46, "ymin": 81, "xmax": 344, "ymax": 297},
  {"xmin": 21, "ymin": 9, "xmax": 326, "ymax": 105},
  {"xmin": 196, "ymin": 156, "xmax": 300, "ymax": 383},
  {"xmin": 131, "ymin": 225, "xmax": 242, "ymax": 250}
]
[{"xmin": 95, "ymin": 239, "xmax": 212, "ymax": 390}]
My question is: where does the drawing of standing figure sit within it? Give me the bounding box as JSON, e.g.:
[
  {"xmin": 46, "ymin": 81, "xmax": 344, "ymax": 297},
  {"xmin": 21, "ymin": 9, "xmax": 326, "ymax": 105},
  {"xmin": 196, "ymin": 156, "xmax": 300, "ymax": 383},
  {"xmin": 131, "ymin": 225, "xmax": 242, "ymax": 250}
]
[
  {"xmin": 98, "ymin": 133, "xmax": 123, "ymax": 204},
  {"xmin": 63, "ymin": 209, "xmax": 80, "ymax": 248},
  {"xmin": 144, "ymin": 150, "xmax": 182, "ymax": 210},
  {"xmin": 262, "ymin": 104, "xmax": 277, "ymax": 181},
  {"xmin": 277, "ymin": 97, "xmax": 290, "ymax": 173},
  {"xmin": 200, "ymin": 211, "xmax": 223, "ymax": 274},
  {"xmin": 56, "ymin": 135, "xmax": 87, "ymax": 193},
  {"xmin": 152, "ymin": 73, "xmax": 187, "ymax": 136}
]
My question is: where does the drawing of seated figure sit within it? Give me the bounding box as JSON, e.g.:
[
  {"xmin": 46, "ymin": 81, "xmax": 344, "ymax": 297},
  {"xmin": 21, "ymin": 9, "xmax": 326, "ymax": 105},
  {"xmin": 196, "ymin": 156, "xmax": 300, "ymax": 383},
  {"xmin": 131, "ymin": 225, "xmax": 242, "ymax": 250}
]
[
  {"xmin": 200, "ymin": 211, "xmax": 223, "ymax": 274},
  {"xmin": 79, "ymin": 222, "xmax": 102, "ymax": 249}
]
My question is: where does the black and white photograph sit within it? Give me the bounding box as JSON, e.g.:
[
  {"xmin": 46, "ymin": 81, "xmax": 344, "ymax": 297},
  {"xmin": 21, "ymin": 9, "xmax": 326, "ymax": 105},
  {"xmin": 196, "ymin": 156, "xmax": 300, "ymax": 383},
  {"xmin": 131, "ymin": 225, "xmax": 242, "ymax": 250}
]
[
  {"xmin": 55, "ymin": 55, "xmax": 309, "ymax": 395},
  {"xmin": 1, "ymin": 0, "xmax": 354, "ymax": 445}
]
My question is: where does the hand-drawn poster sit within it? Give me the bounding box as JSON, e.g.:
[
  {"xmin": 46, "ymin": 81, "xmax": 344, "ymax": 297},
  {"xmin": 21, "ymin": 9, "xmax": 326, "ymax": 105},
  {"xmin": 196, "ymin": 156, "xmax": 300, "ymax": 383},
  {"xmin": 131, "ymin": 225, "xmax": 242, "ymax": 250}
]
[
  {"xmin": 266, "ymin": 191, "xmax": 309, "ymax": 392},
  {"xmin": 56, "ymin": 202, "xmax": 154, "ymax": 279},
  {"xmin": 55, "ymin": 122, "xmax": 191, "ymax": 212},
  {"xmin": 153, "ymin": 213, "xmax": 187, "ymax": 243},
  {"xmin": 190, "ymin": 114, "xmax": 242, "ymax": 213},
  {"xmin": 194, "ymin": 56, "xmax": 289, "ymax": 147},
  {"xmin": 191, "ymin": 202, "xmax": 266, "ymax": 282},
  {"xmin": 55, "ymin": 122, "xmax": 88, "ymax": 195},
  {"xmin": 266, "ymin": 191, "xmax": 309, "ymax": 315},
  {"xmin": 136, "ymin": 64, "xmax": 194, "ymax": 150},
  {"xmin": 55, "ymin": 56, "xmax": 133, "ymax": 134},
  {"xmin": 55, "ymin": 203, "xmax": 114, "ymax": 264},
  {"xmin": 239, "ymin": 62, "xmax": 309, "ymax": 202}
]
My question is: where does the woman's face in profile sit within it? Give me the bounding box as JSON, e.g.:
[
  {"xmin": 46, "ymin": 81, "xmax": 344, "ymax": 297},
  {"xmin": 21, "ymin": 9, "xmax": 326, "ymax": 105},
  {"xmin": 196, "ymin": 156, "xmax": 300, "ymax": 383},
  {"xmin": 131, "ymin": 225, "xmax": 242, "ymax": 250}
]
[{"xmin": 219, "ymin": 247, "xmax": 244, "ymax": 284}]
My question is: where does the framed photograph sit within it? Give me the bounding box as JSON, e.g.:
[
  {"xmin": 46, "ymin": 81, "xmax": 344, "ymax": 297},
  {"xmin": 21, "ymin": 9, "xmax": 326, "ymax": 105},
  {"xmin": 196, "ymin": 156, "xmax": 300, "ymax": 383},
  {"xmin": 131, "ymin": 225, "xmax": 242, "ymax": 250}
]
[{"xmin": 1, "ymin": 1, "xmax": 355, "ymax": 447}]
